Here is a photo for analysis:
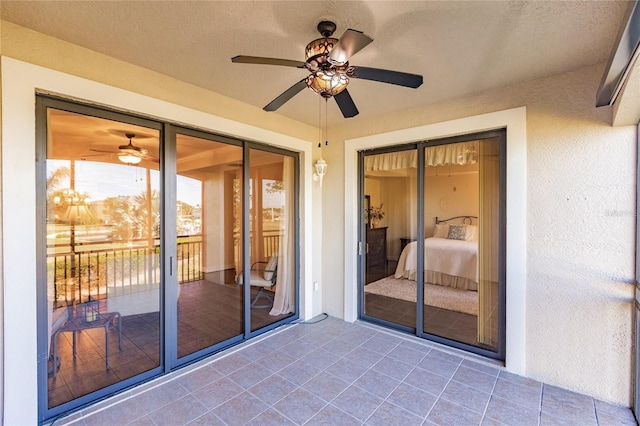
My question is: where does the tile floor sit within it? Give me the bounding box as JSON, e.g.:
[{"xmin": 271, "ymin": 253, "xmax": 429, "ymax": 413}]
[
  {"xmin": 52, "ymin": 316, "xmax": 637, "ymax": 426},
  {"xmin": 49, "ymin": 279, "xmax": 291, "ymax": 407}
]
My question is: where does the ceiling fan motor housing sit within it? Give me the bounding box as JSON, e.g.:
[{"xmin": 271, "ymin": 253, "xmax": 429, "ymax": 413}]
[{"xmin": 317, "ymin": 21, "xmax": 337, "ymax": 37}]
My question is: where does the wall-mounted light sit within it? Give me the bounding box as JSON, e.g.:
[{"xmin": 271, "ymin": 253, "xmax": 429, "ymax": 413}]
[{"xmin": 313, "ymin": 158, "xmax": 327, "ymax": 187}]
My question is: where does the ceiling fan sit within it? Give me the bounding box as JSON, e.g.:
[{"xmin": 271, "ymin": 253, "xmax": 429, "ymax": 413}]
[
  {"xmin": 232, "ymin": 21, "xmax": 423, "ymax": 118},
  {"xmin": 86, "ymin": 133, "xmax": 157, "ymax": 165}
]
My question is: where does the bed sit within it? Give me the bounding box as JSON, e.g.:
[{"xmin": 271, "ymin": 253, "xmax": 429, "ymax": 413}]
[{"xmin": 394, "ymin": 216, "xmax": 478, "ymax": 291}]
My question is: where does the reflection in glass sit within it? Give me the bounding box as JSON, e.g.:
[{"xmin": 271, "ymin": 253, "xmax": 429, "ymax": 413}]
[
  {"xmin": 46, "ymin": 109, "xmax": 160, "ymax": 408},
  {"xmin": 363, "ymin": 149, "xmax": 418, "ymax": 328},
  {"xmin": 248, "ymin": 150, "xmax": 295, "ymax": 331},
  {"xmin": 175, "ymin": 134, "xmax": 244, "ymax": 358}
]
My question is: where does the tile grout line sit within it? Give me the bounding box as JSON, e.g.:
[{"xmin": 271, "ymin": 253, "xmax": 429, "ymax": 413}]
[
  {"xmin": 243, "ymin": 326, "xmax": 369, "ymax": 426},
  {"xmin": 479, "ymin": 369, "xmax": 500, "ymax": 425},
  {"xmin": 362, "ymin": 349, "xmax": 433, "ymax": 424}
]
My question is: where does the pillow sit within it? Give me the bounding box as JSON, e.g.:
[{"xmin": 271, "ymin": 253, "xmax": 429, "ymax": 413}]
[
  {"xmin": 447, "ymin": 225, "xmax": 467, "ymax": 240},
  {"xmin": 433, "ymin": 223, "xmax": 449, "ymax": 238},
  {"xmin": 465, "ymin": 225, "xmax": 478, "ymax": 241},
  {"xmin": 264, "ymin": 255, "xmax": 278, "ymax": 281}
]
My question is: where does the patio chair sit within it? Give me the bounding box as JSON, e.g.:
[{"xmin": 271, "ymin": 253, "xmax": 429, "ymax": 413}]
[{"xmin": 237, "ymin": 254, "xmax": 277, "ymax": 308}]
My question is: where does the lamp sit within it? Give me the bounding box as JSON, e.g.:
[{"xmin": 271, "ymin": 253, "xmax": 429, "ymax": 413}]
[
  {"xmin": 306, "ymin": 71, "xmax": 349, "ymax": 98},
  {"xmin": 304, "ymin": 27, "xmax": 350, "ymax": 99},
  {"xmin": 118, "ymin": 152, "xmax": 142, "ymax": 165},
  {"xmin": 313, "ymin": 158, "xmax": 327, "ymax": 187}
]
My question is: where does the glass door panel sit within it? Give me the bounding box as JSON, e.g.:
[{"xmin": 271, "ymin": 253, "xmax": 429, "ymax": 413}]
[
  {"xmin": 175, "ymin": 133, "xmax": 244, "ymax": 359},
  {"xmin": 363, "ymin": 149, "xmax": 418, "ymax": 329},
  {"xmin": 45, "ymin": 108, "xmax": 161, "ymax": 408},
  {"xmin": 422, "ymin": 137, "xmax": 500, "ymax": 352},
  {"xmin": 248, "ymin": 149, "xmax": 296, "ymax": 331}
]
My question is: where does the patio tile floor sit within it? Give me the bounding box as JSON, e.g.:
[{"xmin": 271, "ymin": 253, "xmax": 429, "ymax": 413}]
[{"xmin": 53, "ymin": 316, "xmax": 636, "ymax": 426}]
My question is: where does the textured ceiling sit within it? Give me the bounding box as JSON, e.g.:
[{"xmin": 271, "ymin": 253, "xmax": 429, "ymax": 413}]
[{"xmin": 1, "ymin": 1, "xmax": 630, "ymax": 126}]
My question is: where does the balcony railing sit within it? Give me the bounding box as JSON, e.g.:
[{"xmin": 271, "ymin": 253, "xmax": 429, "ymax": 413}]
[
  {"xmin": 48, "ymin": 232, "xmax": 280, "ymax": 307},
  {"xmin": 48, "ymin": 236, "xmax": 203, "ymax": 307}
]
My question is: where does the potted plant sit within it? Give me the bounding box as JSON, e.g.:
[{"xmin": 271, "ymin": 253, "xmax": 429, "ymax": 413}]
[{"xmin": 368, "ymin": 203, "xmax": 385, "ymax": 228}]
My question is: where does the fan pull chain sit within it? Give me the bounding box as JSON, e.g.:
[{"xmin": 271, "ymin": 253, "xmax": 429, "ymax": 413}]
[
  {"xmin": 325, "ymin": 99, "xmax": 329, "ymax": 146},
  {"xmin": 318, "ymin": 96, "xmax": 322, "ymax": 148}
]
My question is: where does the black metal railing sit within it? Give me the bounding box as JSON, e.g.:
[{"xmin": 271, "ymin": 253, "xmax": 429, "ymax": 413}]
[
  {"xmin": 48, "ymin": 232, "xmax": 279, "ymax": 307},
  {"xmin": 48, "ymin": 235, "xmax": 203, "ymax": 307}
]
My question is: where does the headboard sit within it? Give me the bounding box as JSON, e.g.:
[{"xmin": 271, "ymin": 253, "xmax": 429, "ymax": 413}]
[{"xmin": 435, "ymin": 215, "xmax": 478, "ymax": 225}]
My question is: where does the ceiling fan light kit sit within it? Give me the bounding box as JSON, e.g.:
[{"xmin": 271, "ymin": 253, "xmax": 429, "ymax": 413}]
[
  {"xmin": 117, "ymin": 133, "xmax": 147, "ymax": 165},
  {"xmin": 231, "ymin": 20, "xmax": 423, "ymax": 118},
  {"xmin": 118, "ymin": 152, "xmax": 142, "ymax": 165}
]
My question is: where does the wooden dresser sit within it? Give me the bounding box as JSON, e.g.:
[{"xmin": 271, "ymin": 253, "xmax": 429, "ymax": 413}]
[{"xmin": 366, "ymin": 227, "xmax": 387, "ymax": 284}]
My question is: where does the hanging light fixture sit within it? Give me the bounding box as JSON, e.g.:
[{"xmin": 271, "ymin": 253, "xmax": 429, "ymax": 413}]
[
  {"xmin": 118, "ymin": 152, "xmax": 142, "ymax": 165},
  {"xmin": 306, "ymin": 71, "xmax": 349, "ymax": 98},
  {"xmin": 117, "ymin": 133, "xmax": 144, "ymax": 165},
  {"xmin": 304, "ymin": 22, "xmax": 350, "ymax": 99}
]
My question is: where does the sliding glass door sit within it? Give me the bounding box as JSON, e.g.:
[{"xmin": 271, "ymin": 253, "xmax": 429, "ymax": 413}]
[
  {"xmin": 362, "ymin": 148, "xmax": 418, "ymax": 330},
  {"xmin": 37, "ymin": 97, "xmax": 300, "ymax": 421},
  {"xmin": 247, "ymin": 147, "xmax": 297, "ymax": 332},
  {"xmin": 41, "ymin": 104, "xmax": 163, "ymax": 411},
  {"xmin": 359, "ymin": 131, "xmax": 505, "ymax": 359},
  {"xmin": 173, "ymin": 129, "xmax": 245, "ymax": 362}
]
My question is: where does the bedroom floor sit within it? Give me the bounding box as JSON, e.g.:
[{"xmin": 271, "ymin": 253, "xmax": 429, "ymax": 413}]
[
  {"xmin": 364, "ymin": 258, "xmax": 496, "ymax": 351},
  {"xmin": 54, "ymin": 316, "xmax": 635, "ymax": 426},
  {"xmin": 364, "ymin": 293, "xmax": 486, "ymax": 349}
]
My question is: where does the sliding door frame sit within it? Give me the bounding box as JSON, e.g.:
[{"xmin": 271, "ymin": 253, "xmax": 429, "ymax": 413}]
[
  {"xmin": 167, "ymin": 125, "xmax": 247, "ymax": 369},
  {"xmin": 358, "ymin": 129, "xmax": 506, "ymax": 361},
  {"xmin": 36, "ymin": 96, "xmax": 301, "ymax": 422},
  {"xmin": 244, "ymin": 141, "xmax": 301, "ymax": 340},
  {"xmin": 36, "ymin": 96, "xmax": 166, "ymax": 421},
  {"xmin": 417, "ymin": 129, "xmax": 506, "ymax": 360},
  {"xmin": 358, "ymin": 144, "xmax": 419, "ymax": 335}
]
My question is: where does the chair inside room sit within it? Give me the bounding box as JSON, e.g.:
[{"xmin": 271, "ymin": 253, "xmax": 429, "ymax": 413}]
[{"xmin": 237, "ymin": 254, "xmax": 278, "ymax": 308}]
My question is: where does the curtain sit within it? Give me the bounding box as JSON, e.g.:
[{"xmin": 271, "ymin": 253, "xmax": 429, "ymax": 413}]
[
  {"xmin": 426, "ymin": 141, "xmax": 478, "ymax": 167},
  {"xmin": 270, "ymin": 157, "xmax": 295, "ymax": 315},
  {"xmin": 364, "ymin": 142, "xmax": 478, "ymax": 172},
  {"xmin": 365, "ymin": 150, "xmax": 417, "ymax": 171},
  {"xmin": 477, "ymin": 138, "xmax": 500, "ymax": 346}
]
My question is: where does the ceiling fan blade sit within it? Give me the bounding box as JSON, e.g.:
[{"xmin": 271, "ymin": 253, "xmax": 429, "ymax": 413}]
[
  {"xmin": 350, "ymin": 66, "xmax": 423, "ymax": 88},
  {"xmin": 334, "ymin": 89, "xmax": 359, "ymax": 118},
  {"xmin": 89, "ymin": 148, "xmax": 116, "ymax": 154},
  {"xmin": 232, "ymin": 56, "xmax": 306, "ymax": 68},
  {"xmin": 264, "ymin": 79, "xmax": 308, "ymax": 112},
  {"xmin": 143, "ymin": 156, "xmax": 160, "ymax": 164},
  {"xmin": 329, "ymin": 29, "xmax": 373, "ymax": 65},
  {"xmin": 80, "ymin": 152, "xmax": 112, "ymax": 158}
]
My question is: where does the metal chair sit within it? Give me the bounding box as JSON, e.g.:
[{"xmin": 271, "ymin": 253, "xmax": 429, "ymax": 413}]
[{"xmin": 237, "ymin": 255, "xmax": 278, "ymax": 308}]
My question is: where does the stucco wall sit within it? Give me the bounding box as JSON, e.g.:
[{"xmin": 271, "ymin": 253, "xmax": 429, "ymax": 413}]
[{"xmin": 321, "ymin": 64, "xmax": 636, "ymax": 404}]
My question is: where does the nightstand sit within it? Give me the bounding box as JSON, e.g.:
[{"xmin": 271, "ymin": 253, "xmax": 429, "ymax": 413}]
[{"xmin": 400, "ymin": 237, "xmax": 415, "ymax": 252}]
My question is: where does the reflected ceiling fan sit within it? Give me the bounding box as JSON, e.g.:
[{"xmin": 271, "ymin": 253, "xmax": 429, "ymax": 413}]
[
  {"xmin": 232, "ymin": 21, "xmax": 423, "ymax": 118},
  {"xmin": 86, "ymin": 133, "xmax": 158, "ymax": 165}
]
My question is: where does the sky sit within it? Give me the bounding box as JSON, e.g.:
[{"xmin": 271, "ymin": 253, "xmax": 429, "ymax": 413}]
[
  {"xmin": 48, "ymin": 160, "xmax": 285, "ymax": 208},
  {"xmin": 48, "ymin": 160, "xmax": 202, "ymax": 206}
]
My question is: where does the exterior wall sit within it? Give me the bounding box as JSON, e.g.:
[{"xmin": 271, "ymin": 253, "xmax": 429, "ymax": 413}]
[{"xmin": 321, "ymin": 64, "xmax": 636, "ymax": 405}]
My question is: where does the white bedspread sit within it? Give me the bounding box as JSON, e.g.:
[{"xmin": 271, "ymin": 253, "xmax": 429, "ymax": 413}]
[{"xmin": 394, "ymin": 238, "xmax": 478, "ymax": 283}]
